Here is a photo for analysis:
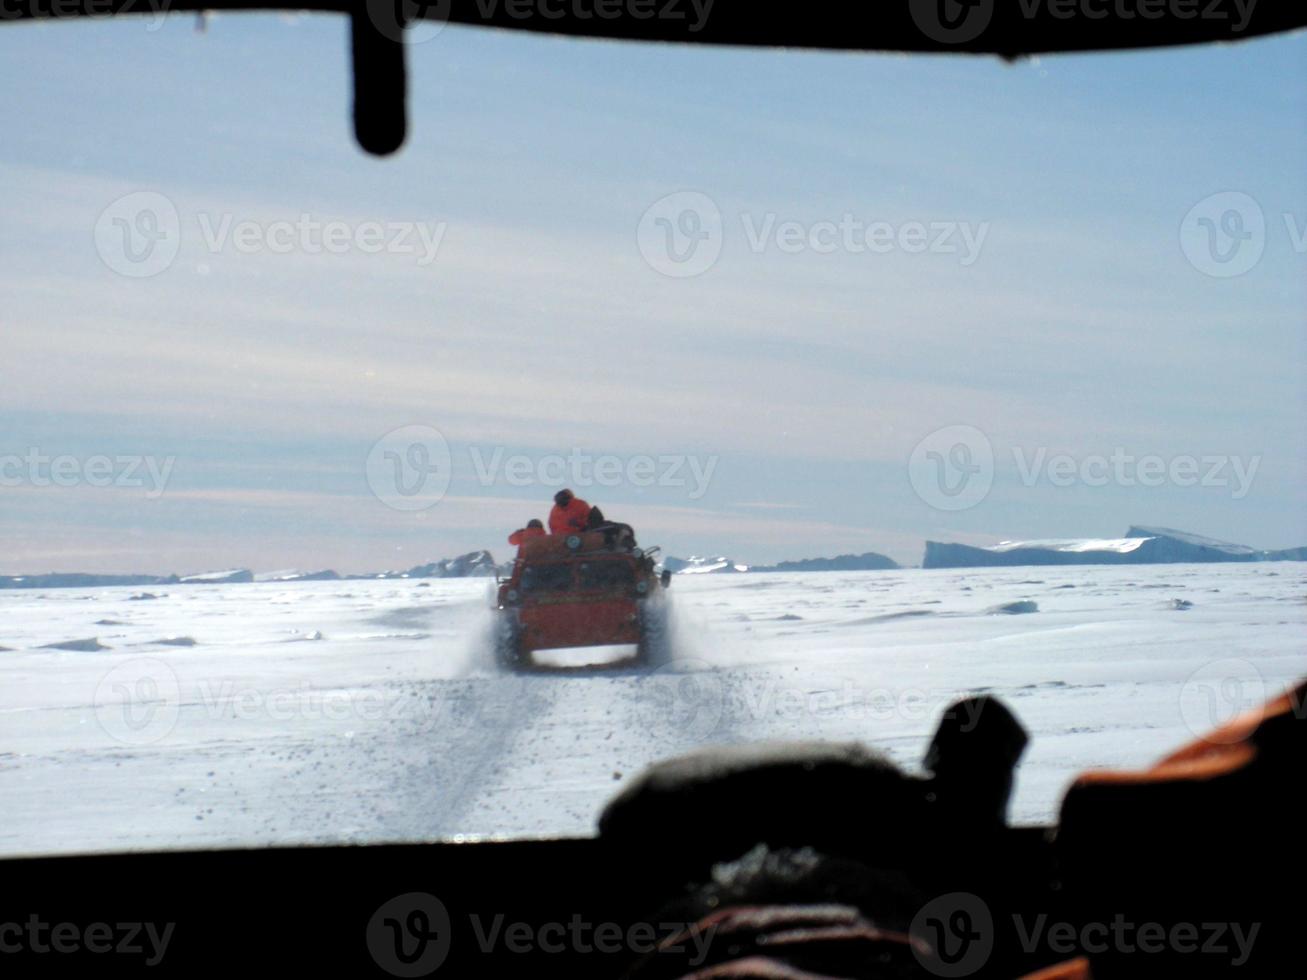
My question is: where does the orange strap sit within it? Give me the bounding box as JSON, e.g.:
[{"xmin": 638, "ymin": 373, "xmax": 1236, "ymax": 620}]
[
  {"xmin": 1018, "ymin": 957, "xmax": 1092, "ymax": 980},
  {"xmin": 1073, "ymin": 682, "xmax": 1302, "ymax": 788}
]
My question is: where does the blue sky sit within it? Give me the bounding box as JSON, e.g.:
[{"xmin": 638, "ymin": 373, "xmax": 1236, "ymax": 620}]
[{"xmin": 1, "ymin": 15, "xmax": 1304, "ymax": 573}]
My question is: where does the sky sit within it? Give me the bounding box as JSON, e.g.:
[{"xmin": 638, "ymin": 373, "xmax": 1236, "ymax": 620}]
[{"xmin": 1, "ymin": 14, "xmax": 1304, "ymax": 574}]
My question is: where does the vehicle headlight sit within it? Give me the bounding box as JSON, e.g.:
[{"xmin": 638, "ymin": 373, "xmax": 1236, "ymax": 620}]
[
  {"xmin": 566, "ymin": 535, "xmax": 582, "ymax": 550},
  {"xmin": 635, "ymin": 580, "xmax": 649, "ymax": 595},
  {"xmin": 507, "ymin": 589, "xmax": 519, "ymax": 603}
]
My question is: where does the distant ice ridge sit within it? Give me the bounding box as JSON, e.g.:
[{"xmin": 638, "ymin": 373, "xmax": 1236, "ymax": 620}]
[
  {"xmin": 180, "ymin": 570, "xmax": 255, "ymax": 584},
  {"xmin": 0, "ymin": 551, "xmax": 506, "ymax": 592},
  {"xmin": 755, "ymin": 552, "xmax": 899, "ymax": 572},
  {"xmin": 255, "ymin": 570, "xmax": 342, "ymax": 583},
  {"xmin": 405, "ymin": 550, "xmax": 502, "ymax": 578},
  {"xmin": 663, "ymin": 551, "xmax": 899, "ymax": 575},
  {"xmin": 985, "ymin": 538, "xmax": 1148, "ymax": 555},
  {"xmin": 0, "ymin": 572, "xmax": 178, "ymax": 590},
  {"xmin": 664, "ymin": 556, "xmax": 751, "ymax": 575},
  {"xmin": 924, "ymin": 526, "xmax": 1304, "ymax": 569}
]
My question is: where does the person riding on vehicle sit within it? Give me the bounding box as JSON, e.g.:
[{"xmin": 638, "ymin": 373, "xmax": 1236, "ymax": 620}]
[
  {"xmin": 548, "ymin": 489, "xmax": 592, "ymax": 535},
  {"xmin": 508, "ymin": 519, "xmax": 547, "ymax": 546}
]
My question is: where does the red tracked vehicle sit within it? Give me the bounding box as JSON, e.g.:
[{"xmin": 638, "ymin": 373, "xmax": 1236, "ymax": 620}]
[{"xmin": 493, "ymin": 530, "xmax": 672, "ymax": 671}]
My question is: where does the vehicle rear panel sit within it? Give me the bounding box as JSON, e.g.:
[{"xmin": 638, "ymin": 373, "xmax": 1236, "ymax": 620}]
[{"xmin": 517, "ymin": 597, "xmax": 640, "ymax": 652}]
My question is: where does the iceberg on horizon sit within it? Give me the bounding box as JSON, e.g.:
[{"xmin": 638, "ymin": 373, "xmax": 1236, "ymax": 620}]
[
  {"xmin": 923, "ymin": 526, "xmax": 1296, "ymax": 569},
  {"xmin": 663, "ymin": 555, "xmax": 751, "ymax": 575}
]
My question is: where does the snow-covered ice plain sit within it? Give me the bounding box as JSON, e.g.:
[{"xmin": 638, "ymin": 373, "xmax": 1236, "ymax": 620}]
[{"xmin": 1, "ymin": 562, "xmax": 1303, "ymax": 857}]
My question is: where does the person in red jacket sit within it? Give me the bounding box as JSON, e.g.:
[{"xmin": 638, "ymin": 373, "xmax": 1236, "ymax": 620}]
[
  {"xmin": 548, "ymin": 489, "xmax": 592, "ymax": 535},
  {"xmin": 507, "ymin": 519, "xmax": 546, "ymax": 546}
]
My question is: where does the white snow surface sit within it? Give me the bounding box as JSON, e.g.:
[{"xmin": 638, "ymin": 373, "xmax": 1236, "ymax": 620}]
[{"xmin": 1, "ymin": 563, "xmax": 1303, "ymax": 857}]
